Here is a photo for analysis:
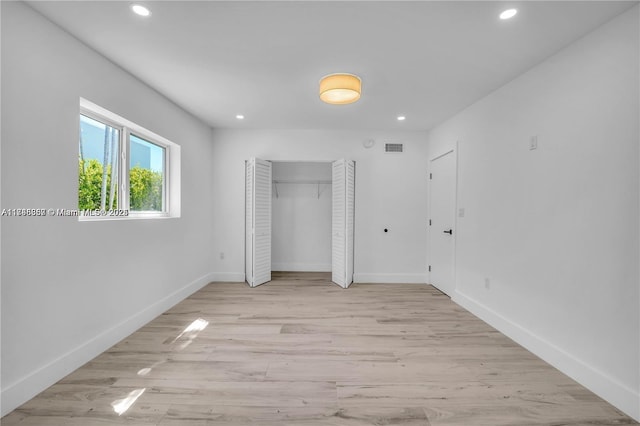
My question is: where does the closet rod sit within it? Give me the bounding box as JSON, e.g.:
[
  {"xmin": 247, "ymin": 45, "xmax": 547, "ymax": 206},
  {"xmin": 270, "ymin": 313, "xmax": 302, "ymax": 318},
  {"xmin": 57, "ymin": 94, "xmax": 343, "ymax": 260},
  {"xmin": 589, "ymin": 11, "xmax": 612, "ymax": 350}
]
[
  {"xmin": 272, "ymin": 180, "xmax": 331, "ymax": 199},
  {"xmin": 272, "ymin": 179, "xmax": 331, "ymax": 184}
]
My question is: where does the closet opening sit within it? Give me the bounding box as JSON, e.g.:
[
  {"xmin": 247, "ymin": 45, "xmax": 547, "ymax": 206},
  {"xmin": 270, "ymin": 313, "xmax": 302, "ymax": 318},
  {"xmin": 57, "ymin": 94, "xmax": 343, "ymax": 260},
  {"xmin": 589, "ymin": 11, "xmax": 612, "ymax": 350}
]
[
  {"xmin": 245, "ymin": 158, "xmax": 354, "ymax": 288},
  {"xmin": 272, "ymin": 161, "xmax": 332, "ymax": 274}
]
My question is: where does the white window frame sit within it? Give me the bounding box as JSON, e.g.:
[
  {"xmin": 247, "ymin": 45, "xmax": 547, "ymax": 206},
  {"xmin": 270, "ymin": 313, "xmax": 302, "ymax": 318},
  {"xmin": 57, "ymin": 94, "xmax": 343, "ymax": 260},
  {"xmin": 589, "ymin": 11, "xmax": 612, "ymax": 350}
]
[{"xmin": 79, "ymin": 98, "xmax": 181, "ymax": 221}]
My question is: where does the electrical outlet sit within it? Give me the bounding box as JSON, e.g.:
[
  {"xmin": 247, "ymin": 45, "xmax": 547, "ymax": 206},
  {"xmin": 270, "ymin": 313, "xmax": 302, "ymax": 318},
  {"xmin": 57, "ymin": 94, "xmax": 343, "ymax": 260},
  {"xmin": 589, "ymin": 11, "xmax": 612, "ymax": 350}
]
[
  {"xmin": 458, "ymin": 208, "xmax": 465, "ymax": 217},
  {"xmin": 220, "ymin": 252, "xmax": 225, "ymax": 260},
  {"xmin": 484, "ymin": 278, "xmax": 490, "ymax": 289}
]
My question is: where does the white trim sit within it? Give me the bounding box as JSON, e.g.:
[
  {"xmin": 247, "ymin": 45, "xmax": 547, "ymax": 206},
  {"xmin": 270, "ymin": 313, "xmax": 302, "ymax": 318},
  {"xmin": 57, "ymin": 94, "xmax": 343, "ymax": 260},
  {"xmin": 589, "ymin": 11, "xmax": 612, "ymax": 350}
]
[
  {"xmin": 271, "ymin": 263, "xmax": 331, "ymax": 272},
  {"xmin": 80, "ymin": 98, "xmax": 175, "ymax": 148},
  {"xmin": 0, "ymin": 272, "xmax": 215, "ymax": 417},
  {"xmin": 122, "ymin": 126, "xmax": 131, "ymax": 211},
  {"xmin": 354, "ymin": 273, "xmax": 428, "ymax": 284},
  {"xmin": 453, "ymin": 290, "xmax": 640, "ymax": 422},
  {"xmin": 210, "ymin": 272, "xmax": 246, "ymax": 282},
  {"xmin": 78, "ymin": 98, "xmax": 181, "ymax": 220},
  {"xmin": 78, "ymin": 212, "xmax": 173, "ymax": 222}
]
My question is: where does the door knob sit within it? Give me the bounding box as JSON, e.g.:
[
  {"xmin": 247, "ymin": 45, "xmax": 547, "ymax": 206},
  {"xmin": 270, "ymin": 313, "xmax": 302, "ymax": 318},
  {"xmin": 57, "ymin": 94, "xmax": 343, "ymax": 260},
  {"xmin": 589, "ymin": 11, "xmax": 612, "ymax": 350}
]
[{"xmin": 443, "ymin": 229, "xmax": 453, "ymax": 235}]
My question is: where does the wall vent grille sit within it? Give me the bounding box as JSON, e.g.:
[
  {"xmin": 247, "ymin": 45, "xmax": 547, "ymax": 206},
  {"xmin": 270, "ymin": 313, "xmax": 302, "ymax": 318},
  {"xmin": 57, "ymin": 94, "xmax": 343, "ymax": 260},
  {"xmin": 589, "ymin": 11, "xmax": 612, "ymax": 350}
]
[{"xmin": 385, "ymin": 143, "xmax": 404, "ymax": 153}]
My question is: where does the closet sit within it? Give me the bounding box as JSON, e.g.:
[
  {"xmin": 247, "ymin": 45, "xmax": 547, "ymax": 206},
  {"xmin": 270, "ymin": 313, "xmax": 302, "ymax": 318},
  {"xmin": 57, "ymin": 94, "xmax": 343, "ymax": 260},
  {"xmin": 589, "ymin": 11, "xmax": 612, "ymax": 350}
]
[
  {"xmin": 272, "ymin": 161, "xmax": 332, "ymax": 274},
  {"xmin": 245, "ymin": 158, "xmax": 355, "ymax": 288}
]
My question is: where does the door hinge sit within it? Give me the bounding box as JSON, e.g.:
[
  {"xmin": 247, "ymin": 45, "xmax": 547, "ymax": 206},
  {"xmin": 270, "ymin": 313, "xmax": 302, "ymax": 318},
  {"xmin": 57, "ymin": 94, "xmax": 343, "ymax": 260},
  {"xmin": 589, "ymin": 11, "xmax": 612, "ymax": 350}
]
[
  {"xmin": 428, "ymin": 265, "xmax": 431, "ymax": 272},
  {"xmin": 429, "ymin": 219, "xmax": 432, "ymax": 226},
  {"xmin": 429, "ymin": 173, "xmax": 432, "ymax": 180}
]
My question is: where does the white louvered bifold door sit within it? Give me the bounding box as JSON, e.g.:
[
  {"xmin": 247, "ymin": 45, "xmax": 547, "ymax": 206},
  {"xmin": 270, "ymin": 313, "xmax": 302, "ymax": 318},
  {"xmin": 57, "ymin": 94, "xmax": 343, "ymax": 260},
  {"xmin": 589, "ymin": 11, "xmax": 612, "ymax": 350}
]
[
  {"xmin": 332, "ymin": 159, "xmax": 355, "ymax": 288},
  {"xmin": 332, "ymin": 160, "xmax": 346, "ymax": 287},
  {"xmin": 245, "ymin": 158, "xmax": 272, "ymax": 287},
  {"xmin": 245, "ymin": 160, "xmax": 254, "ymax": 285},
  {"xmin": 344, "ymin": 160, "xmax": 355, "ymax": 288},
  {"xmin": 253, "ymin": 158, "xmax": 272, "ymax": 286}
]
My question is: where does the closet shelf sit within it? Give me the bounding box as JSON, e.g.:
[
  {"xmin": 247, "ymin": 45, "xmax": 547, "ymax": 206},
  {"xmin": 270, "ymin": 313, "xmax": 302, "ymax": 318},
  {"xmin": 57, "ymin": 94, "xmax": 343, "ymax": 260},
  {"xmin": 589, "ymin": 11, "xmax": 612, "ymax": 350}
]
[
  {"xmin": 272, "ymin": 179, "xmax": 331, "ymax": 184},
  {"xmin": 272, "ymin": 179, "xmax": 331, "ymax": 199}
]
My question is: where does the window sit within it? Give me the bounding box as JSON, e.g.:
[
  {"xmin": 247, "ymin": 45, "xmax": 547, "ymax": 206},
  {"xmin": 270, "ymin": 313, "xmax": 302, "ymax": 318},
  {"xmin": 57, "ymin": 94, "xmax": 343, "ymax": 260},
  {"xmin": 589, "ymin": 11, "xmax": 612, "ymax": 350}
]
[
  {"xmin": 78, "ymin": 99, "xmax": 180, "ymax": 220},
  {"xmin": 129, "ymin": 134, "xmax": 165, "ymax": 212},
  {"xmin": 78, "ymin": 114, "xmax": 121, "ymax": 211}
]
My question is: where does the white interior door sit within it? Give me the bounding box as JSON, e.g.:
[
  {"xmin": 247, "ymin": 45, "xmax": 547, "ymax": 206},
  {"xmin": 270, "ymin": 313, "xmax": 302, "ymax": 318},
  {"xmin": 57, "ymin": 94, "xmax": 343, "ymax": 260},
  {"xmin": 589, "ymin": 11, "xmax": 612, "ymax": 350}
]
[
  {"xmin": 245, "ymin": 158, "xmax": 272, "ymax": 287},
  {"xmin": 428, "ymin": 150, "xmax": 456, "ymax": 296},
  {"xmin": 332, "ymin": 159, "xmax": 355, "ymax": 288}
]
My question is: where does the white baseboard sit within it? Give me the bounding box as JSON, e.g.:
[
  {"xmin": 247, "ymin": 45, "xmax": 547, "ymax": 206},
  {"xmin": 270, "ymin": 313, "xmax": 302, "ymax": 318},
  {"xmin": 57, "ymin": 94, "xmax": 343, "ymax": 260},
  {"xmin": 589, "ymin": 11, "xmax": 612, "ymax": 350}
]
[
  {"xmin": 271, "ymin": 263, "xmax": 331, "ymax": 272},
  {"xmin": 353, "ymin": 273, "xmax": 427, "ymax": 284},
  {"xmin": 0, "ymin": 272, "xmax": 216, "ymax": 417},
  {"xmin": 453, "ymin": 291, "xmax": 640, "ymax": 422},
  {"xmin": 209, "ymin": 272, "xmax": 245, "ymax": 282}
]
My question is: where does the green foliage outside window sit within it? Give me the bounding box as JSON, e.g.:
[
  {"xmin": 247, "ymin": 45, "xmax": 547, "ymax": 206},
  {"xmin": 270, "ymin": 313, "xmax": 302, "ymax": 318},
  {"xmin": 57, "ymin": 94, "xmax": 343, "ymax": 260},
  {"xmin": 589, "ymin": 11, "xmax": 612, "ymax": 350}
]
[
  {"xmin": 78, "ymin": 159, "xmax": 116, "ymax": 210},
  {"xmin": 78, "ymin": 158, "xmax": 162, "ymax": 211},
  {"xmin": 129, "ymin": 165, "xmax": 163, "ymax": 211}
]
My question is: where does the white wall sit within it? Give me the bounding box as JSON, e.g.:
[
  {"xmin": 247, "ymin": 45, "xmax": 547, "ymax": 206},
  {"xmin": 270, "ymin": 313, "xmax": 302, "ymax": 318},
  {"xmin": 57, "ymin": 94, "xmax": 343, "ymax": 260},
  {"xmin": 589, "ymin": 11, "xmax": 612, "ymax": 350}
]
[
  {"xmin": 211, "ymin": 129, "xmax": 429, "ymax": 283},
  {"xmin": 272, "ymin": 162, "xmax": 332, "ymax": 272},
  {"xmin": 427, "ymin": 7, "xmax": 639, "ymax": 421},
  {"xmin": 1, "ymin": 2, "xmax": 215, "ymax": 415}
]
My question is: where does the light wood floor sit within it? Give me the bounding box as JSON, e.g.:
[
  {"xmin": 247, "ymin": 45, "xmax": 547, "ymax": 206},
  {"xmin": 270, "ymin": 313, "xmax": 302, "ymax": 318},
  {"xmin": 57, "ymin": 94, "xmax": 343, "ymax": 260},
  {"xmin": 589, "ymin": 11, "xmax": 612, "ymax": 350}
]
[{"xmin": 3, "ymin": 272, "xmax": 637, "ymax": 425}]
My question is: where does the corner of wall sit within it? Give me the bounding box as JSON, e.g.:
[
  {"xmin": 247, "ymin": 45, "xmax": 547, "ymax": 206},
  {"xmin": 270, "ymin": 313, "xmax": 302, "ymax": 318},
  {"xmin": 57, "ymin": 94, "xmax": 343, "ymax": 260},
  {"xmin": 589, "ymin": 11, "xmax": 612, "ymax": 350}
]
[
  {"xmin": 0, "ymin": 272, "xmax": 216, "ymax": 417},
  {"xmin": 453, "ymin": 291, "xmax": 640, "ymax": 422}
]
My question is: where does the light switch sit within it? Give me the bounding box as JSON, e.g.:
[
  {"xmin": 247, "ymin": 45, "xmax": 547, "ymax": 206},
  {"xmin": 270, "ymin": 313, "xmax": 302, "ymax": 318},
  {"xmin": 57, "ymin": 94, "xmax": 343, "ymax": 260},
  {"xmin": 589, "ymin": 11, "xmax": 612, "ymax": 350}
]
[{"xmin": 529, "ymin": 135, "xmax": 538, "ymax": 150}]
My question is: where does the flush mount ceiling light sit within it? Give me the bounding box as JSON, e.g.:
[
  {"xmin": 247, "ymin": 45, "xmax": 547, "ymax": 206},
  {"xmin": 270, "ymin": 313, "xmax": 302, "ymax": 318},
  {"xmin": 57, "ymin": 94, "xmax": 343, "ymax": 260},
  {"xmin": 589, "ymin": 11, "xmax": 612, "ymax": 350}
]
[
  {"xmin": 397, "ymin": 116, "xmax": 406, "ymax": 121},
  {"xmin": 319, "ymin": 73, "xmax": 361, "ymax": 105},
  {"xmin": 236, "ymin": 114, "xmax": 245, "ymax": 120},
  {"xmin": 499, "ymin": 8, "xmax": 517, "ymax": 20},
  {"xmin": 131, "ymin": 4, "xmax": 151, "ymax": 17}
]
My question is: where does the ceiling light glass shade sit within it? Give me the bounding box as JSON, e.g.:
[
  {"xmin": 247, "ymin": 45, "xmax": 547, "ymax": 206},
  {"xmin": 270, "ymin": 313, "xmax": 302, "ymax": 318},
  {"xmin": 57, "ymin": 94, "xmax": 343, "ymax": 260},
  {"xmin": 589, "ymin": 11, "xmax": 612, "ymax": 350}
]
[{"xmin": 319, "ymin": 73, "xmax": 361, "ymax": 105}]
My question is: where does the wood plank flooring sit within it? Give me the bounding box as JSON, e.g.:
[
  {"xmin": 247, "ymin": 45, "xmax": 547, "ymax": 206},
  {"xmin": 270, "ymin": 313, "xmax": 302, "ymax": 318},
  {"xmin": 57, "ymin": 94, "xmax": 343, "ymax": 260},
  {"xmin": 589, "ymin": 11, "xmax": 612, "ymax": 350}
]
[{"xmin": 3, "ymin": 272, "xmax": 637, "ymax": 425}]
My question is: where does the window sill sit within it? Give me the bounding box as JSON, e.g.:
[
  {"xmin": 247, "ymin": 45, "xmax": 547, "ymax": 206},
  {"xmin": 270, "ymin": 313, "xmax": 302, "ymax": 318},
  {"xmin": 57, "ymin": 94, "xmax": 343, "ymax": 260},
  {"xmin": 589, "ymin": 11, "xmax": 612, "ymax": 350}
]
[{"xmin": 78, "ymin": 212, "xmax": 177, "ymax": 222}]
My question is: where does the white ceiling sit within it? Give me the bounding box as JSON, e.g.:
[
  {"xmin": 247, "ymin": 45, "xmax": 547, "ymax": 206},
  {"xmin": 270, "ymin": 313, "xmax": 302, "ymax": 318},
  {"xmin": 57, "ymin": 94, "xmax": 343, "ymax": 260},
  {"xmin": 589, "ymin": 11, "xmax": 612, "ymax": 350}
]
[{"xmin": 26, "ymin": 1, "xmax": 637, "ymax": 131}]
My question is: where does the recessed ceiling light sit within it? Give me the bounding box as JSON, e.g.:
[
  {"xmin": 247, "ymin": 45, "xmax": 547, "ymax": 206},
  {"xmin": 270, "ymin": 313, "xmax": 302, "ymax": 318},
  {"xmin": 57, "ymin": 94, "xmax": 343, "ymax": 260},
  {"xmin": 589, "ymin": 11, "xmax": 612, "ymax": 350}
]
[
  {"xmin": 499, "ymin": 9, "xmax": 517, "ymax": 20},
  {"xmin": 397, "ymin": 116, "xmax": 406, "ymax": 121},
  {"xmin": 236, "ymin": 115, "xmax": 245, "ymax": 120},
  {"xmin": 131, "ymin": 4, "xmax": 151, "ymax": 17}
]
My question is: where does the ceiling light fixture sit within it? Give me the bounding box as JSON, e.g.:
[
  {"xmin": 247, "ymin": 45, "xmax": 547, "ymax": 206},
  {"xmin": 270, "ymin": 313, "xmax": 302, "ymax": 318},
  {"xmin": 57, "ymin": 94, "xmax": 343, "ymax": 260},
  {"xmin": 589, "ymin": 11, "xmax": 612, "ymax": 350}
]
[
  {"xmin": 319, "ymin": 73, "xmax": 361, "ymax": 105},
  {"xmin": 236, "ymin": 114, "xmax": 245, "ymax": 120},
  {"xmin": 131, "ymin": 4, "xmax": 151, "ymax": 17},
  {"xmin": 499, "ymin": 9, "xmax": 517, "ymax": 20},
  {"xmin": 397, "ymin": 116, "xmax": 406, "ymax": 121}
]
